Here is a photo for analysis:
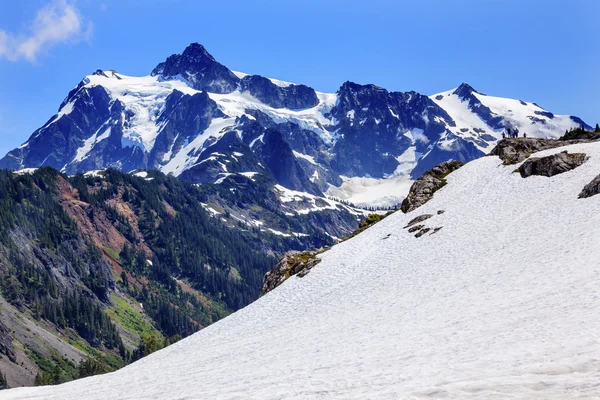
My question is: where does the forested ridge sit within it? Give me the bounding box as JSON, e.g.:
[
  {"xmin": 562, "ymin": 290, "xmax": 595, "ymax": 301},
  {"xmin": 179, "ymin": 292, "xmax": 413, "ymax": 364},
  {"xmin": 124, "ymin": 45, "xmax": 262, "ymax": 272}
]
[{"xmin": 0, "ymin": 168, "xmax": 285, "ymax": 388}]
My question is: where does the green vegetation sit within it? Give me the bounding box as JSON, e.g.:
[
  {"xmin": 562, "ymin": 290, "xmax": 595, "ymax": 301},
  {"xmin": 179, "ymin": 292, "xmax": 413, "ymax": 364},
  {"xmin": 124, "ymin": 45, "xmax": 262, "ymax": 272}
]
[
  {"xmin": 28, "ymin": 347, "xmax": 78, "ymax": 386},
  {"xmin": 359, "ymin": 213, "xmax": 383, "ymax": 228},
  {"xmin": 105, "ymin": 293, "xmax": 161, "ymax": 340},
  {"xmin": 103, "ymin": 246, "xmax": 120, "ymax": 261},
  {"xmin": 0, "ymin": 169, "xmax": 125, "ymax": 354},
  {"xmin": 560, "ymin": 125, "xmax": 599, "ymax": 140}
]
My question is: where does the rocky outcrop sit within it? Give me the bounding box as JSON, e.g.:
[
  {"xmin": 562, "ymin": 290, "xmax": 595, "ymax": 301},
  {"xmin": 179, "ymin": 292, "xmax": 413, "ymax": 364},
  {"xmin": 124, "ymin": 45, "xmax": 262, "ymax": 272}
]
[
  {"xmin": 518, "ymin": 151, "xmax": 587, "ymax": 178},
  {"xmin": 579, "ymin": 174, "xmax": 600, "ymax": 198},
  {"xmin": 240, "ymin": 75, "xmax": 319, "ymax": 110},
  {"xmin": 489, "ymin": 138, "xmax": 586, "ymax": 165},
  {"xmin": 261, "ymin": 249, "xmax": 327, "ymax": 295},
  {"xmin": 401, "ymin": 161, "xmax": 464, "ymax": 213}
]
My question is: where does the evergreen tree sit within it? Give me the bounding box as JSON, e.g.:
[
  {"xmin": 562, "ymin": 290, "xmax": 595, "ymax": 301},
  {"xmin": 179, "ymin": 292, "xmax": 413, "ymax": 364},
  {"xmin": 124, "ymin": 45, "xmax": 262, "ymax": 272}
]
[{"xmin": 595, "ymin": 123, "xmax": 600, "ymax": 133}]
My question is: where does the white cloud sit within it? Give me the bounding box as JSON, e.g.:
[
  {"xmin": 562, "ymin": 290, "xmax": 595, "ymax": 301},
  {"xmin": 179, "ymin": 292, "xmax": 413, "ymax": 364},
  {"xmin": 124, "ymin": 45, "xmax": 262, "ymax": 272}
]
[{"xmin": 0, "ymin": 0, "xmax": 92, "ymax": 63}]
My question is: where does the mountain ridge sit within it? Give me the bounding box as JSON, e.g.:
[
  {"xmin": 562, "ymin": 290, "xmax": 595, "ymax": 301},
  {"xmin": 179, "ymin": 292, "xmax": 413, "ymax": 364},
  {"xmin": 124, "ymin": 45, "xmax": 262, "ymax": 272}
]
[{"xmin": 0, "ymin": 43, "xmax": 590, "ymax": 210}]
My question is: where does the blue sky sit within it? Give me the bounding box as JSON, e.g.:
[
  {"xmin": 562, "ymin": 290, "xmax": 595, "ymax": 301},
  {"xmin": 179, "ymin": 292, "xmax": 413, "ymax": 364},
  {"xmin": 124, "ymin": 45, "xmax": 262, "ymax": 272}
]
[{"xmin": 0, "ymin": 0, "xmax": 598, "ymax": 156}]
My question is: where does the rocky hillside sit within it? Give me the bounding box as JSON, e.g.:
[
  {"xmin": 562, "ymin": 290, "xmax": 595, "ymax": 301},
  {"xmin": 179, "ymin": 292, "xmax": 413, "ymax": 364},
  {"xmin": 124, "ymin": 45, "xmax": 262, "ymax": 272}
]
[
  {"xmin": 0, "ymin": 166, "xmax": 364, "ymax": 389},
  {"xmin": 0, "ymin": 43, "xmax": 589, "ymax": 208}
]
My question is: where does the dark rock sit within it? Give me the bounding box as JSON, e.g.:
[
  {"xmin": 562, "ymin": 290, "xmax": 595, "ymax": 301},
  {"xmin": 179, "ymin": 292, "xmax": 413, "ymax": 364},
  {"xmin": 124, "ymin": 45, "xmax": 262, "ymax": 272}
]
[
  {"xmin": 404, "ymin": 214, "xmax": 433, "ymax": 228},
  {"xmin": 430, "ymin": 227, "xmax": 443, "ymax": 235},
  {"xmin": 261, "ymin": 249, "xmax": 326, "ymax": 295},
  {"xmin": 534, "ymin": 110, "xmax": 554, "ymax": 119},
  {"xmin": 518, "ymin": 151, "xmax": 587, "ymax": 178},
  {"xmin": 407, "ymin": 224, "xmax": 424, "ymax": 233},
  {"xmin": 415, "ymin": 228, "xmax": 431, "ymax": 238},
  {"xmin": 579, "ymin": 174, "xmax": 600, "ymax": 198},
  {"xmin": 489, "ymin": 138, "xmax": 586, "ymax": 165},
  {"xmin": 259, "ymin": 129, "xmax": 322, "ymax": 195},
  {"xmin": 570, "ymin": 116, "xmax": 593, "ymax": 131},
  {"xmin": 437, "ymin": 210, "xmax": 445, "ymax": 215},
  {"xmin": 240, "ymin": 75, "xmax": 319, "ymax": 110},
  {"xmin": 401, "ymin": 161, "xmax": 464, "ymax": 213}
]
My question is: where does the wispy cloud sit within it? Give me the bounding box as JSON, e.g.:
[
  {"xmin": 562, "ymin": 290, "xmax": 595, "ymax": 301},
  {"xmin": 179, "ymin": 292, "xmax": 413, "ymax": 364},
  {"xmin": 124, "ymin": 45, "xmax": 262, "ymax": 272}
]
[{"xmin": 0, "ymin": 0, "xmax": 92, "ymax": 63}]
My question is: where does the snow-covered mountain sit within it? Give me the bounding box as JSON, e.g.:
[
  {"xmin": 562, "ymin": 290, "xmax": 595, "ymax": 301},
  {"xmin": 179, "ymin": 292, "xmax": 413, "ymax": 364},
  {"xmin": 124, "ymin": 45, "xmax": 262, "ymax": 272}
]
[
  {"xmin": 0, "ymin": 43, "xmax": 589, "ymax": 207},
  {"xmin": 6, "ymin": 139, "xmax": 600, "ymax": 399}
]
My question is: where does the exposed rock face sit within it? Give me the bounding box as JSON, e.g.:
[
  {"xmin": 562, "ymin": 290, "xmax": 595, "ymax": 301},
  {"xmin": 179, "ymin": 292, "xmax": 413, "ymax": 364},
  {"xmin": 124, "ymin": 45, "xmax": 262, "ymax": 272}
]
[
  {"xmin": 261, "ymin": 249, "xmax": 326, "ymax": 295},
  {"xmin": 0, "ymin": 85, "xmax": 114, "ymax": 172},
  {"xmin": 518, "ymin": 151, "xmax": 587, "ymax": 178},
  {"xmin": 489, "ymin": 138, "xmax": 586, "ymax": 165},
  {"xmin": 579, "ymin": 174, "xmax": 600, "ymax": 198},
  {"xmin": 240, "ymin": 75, "xmax": 319, "ymax": 110},
  {"xmin": 401, "ymin": 161, "xmax": 464, "ymax": 213},
  {"xmin": 148, "ymin": 90, "xmax": 225, "ymax": 169},
  {"xmin": 260, "ymin": 129, "xmax": 322, "ymax": 195},
  {"xmin": 151, "ymin": 43, "xmax": 240, "ymax": 94},
  {"xmin": 0, "ymin": 319, "xmax": 16, "ymax": 364},
  {"xmin": 329, "ymin": 81, "xmax": 465, "ymax": 179}
]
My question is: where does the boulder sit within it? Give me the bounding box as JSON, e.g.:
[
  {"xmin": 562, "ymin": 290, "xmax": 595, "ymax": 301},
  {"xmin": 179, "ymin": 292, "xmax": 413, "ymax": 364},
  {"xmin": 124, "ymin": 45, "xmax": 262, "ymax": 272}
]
[
  {"xmin": 490, "ymin": 138, "xmax": 586, "ymax": 165},
  {"xmin": 518, "ymin": 151, "xmax": 587, "ymax": 178},
  {"xmin": 261, "ymin": 249, "xmax": 326, "ymax": 295},
  {"xmin": 401, "ymin": 161, "xmax": 464, "ymax": 213},
  {"xmin": 579, "ymin": 174, "xmax": 600, "ymax": 198}
]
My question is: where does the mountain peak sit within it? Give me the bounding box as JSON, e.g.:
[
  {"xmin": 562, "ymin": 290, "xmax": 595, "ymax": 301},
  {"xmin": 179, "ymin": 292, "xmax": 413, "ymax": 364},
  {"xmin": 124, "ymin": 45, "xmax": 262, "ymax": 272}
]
[
  {"xmin": 150, "ymin": 42, "xmax": 239, "ymax": 94},
  {"xmin": 181, "ymin": 42, "xmax": 216, "ymax": 63},
  {"xmin": 453, "ymin": 83, "xmax": 477, "ymax": 98}
]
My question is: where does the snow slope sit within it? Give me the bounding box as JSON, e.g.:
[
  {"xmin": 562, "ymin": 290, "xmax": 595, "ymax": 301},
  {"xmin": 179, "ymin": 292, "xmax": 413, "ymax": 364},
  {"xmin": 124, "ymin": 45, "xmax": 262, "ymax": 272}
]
[
  {"xmin": 6, "ymin": 140, "xmax": 600, "ymax": 399},
  {"xmin": 77, "ymin": 71, "xmax": 337, "ymax": 169},
  {"xmin": 431, "ymin": 88, "xmax": 581, "ymax": 152}
]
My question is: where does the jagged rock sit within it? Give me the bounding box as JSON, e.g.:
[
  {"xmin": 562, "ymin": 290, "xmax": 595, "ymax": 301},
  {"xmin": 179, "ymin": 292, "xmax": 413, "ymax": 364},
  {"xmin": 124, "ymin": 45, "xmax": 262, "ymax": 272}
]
[
  {"xmin": 579, "ymin": 174, "xmax": 600, "ymax": 198},
  {"xmin": 401, "ymin": 161, "xmax": 464, "ymax": 213},
  {"xmin": 489, "ymin": 138, "xmax": 586, "ymax": 165},
  {"xmin": 407, "ymin": 224, "xmax": 424, "ymax": 233},
  {"xmin": 518, "ymin": 151, "xmax": 587, "ymax": 178},
  {"xmin": 415, "ymin": 228, "xmax": 431, "ymax": 238},
  {"xmin": 261, "ymin": 249, "xmax": 327, "ymax": 295},
  {"xmin": 404, "ymin": 214, "xmax": 433, "ymax": 228}
]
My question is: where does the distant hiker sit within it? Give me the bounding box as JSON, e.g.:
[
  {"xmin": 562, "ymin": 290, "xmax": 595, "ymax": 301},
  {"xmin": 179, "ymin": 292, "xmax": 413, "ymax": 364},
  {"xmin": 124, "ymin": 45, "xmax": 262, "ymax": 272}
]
[
  {"xmin": 501, "ymin": 132, "xmax": 506, "ymax": 139},
  {"xmin": 523, "ymin": 133, "xmax": 527, "ymax": 138},
  {"xmin": 507, "ymin": 128, "xmax": 512, "ymax": 138}
]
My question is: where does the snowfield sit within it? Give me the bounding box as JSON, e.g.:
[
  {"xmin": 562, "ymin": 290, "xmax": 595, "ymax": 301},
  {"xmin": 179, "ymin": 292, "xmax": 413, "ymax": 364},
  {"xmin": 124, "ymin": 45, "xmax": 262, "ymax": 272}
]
[{"xmin": 6, "ymin": 141, "xmax": 600, "ymax": 399}]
